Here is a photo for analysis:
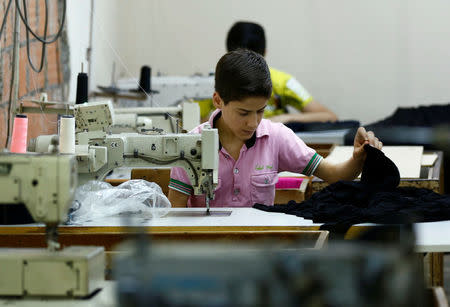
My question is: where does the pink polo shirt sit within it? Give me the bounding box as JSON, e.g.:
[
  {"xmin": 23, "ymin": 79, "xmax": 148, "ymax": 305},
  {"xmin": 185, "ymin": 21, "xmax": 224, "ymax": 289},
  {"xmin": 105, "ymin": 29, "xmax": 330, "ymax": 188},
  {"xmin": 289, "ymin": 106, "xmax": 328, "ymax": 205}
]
[{"xmin": 169, "ymin": 109, "xmax": 322, "ymax": 207}]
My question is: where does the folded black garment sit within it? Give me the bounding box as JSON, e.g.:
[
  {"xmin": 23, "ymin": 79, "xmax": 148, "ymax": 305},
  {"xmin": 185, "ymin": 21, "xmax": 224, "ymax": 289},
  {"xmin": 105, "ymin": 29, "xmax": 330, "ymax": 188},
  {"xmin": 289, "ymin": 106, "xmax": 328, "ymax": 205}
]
[
  {"xmin": 344, "ymin": 126, "xmax": 436, "ymax": 148},
  {"xmin": 367, "ymin": 104, "xmax": 450, "ymax": 127},
  {"xmin": 343, "ymin": 104, "xmax": 450, "ymax": 146},
  {"xmin": 285, "ymin": 120, "xmax": 360, "ymax": 132},
  {"xmin": 253, "ymin": 144, "xmax": 450, "ymax": 233}
]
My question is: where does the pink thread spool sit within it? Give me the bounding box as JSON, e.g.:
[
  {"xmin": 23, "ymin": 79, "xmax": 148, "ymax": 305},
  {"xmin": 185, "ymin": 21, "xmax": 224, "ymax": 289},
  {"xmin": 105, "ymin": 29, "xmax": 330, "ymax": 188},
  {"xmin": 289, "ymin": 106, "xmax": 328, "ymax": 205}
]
[{"xmin": 10, "ymin": 114, "xmax": 28, "ymax": 153}]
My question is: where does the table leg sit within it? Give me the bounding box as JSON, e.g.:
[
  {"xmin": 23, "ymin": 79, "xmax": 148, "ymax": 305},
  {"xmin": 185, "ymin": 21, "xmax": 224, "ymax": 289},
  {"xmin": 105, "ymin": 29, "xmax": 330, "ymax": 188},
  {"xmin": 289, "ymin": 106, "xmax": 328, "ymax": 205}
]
[{"xmin": 425, "ymin": 252, "xmax": 444, "ymax": 287}]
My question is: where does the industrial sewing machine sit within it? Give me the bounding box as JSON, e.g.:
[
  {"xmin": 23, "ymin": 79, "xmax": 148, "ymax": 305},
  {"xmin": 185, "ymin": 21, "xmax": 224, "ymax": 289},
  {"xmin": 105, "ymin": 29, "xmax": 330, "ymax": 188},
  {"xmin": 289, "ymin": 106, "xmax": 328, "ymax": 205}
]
[
  {"xmin": 17, "ymin": 95, "xmax": 200, "ymax": 133},
  {"xmin": 0, "ymin": 153, "xmax": 105, "ymax": 297},
  {"xmin": 112, "ymin": 101, "xmax": 200, "ymax": 133},
  {"xmin": 29, "ymin": 100, "xmax": 219, "ymax": 211}
]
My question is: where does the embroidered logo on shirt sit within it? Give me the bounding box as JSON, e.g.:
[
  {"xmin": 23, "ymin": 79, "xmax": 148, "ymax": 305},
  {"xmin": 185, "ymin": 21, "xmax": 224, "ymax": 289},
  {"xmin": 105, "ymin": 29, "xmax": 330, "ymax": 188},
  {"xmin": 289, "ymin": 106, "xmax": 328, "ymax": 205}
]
[{"xmin": 255, "ymin": 165, "xmax": 264, "ymax": 170}]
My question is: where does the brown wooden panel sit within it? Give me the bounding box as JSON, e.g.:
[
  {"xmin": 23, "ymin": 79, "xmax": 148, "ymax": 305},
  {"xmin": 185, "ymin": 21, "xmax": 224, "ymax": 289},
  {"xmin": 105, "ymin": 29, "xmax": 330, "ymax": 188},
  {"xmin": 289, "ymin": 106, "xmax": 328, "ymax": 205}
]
[
  {"xmin": 131, "ymin": 168, "xmax": 171, "ymax": 195},
  {"xmin": 430, "ymin": 252, "xmax": 444, "ymax": 287},
  {"xmin": 306, "ymin": 143, "xmax": 336, "ymax": 158},
  {"xmin": 0, "ymin": 226, "xmax": 327, "ymax": 251}
]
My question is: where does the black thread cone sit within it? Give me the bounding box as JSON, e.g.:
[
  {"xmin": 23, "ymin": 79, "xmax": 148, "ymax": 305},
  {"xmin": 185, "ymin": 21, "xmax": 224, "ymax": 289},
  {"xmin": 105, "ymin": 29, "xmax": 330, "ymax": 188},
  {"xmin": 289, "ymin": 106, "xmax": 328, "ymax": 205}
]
[
  {"xmin": 75, "ymin": 72, "xmax": 89, "ymax": 104},
  {"xmin": 138, "ymin": 66, "xmax": 151, "ymax": 94}
]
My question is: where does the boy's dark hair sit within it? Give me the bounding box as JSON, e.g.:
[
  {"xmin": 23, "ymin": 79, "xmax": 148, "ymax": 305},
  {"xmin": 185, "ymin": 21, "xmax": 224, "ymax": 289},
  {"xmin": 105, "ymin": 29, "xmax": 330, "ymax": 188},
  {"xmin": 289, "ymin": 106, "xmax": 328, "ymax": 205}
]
[
  {"xmin": 215, "ymin": 49, "xmax": 272, "ymax": 104},
  {"xmin": 226, "ymin": 21, "xmax": 266, "ymax": 55}
]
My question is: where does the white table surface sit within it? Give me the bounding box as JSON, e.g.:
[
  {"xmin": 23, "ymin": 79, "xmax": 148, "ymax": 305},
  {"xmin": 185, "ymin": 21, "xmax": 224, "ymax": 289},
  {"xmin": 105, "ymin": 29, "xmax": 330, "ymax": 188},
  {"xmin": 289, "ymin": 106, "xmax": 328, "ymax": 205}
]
[
  {"xmin": 67, "ymin": 208, "xmax": 317, "ymax": 227},
  {"xmin": 66, "ymin": 208, "xmax": 450, "ymax": 253},
  {"xmin": 4, "ymin": 208, "xmax": 450, "ymax": 253},
  {"xmin": 414, "ymin": 221, "xmax": 450, "ymax": 252}
]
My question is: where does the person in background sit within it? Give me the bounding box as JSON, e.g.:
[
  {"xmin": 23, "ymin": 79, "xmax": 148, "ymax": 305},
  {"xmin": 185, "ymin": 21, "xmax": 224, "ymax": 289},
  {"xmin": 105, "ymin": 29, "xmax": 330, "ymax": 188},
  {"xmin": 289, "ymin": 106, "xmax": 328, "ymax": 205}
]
[
  {"xmin": 169, "ymin": 49, "xmax": 381, "ymax": 207},
  {"xmin": 198, "ymin": 21, "xmax": 337, "ymax": 124}
]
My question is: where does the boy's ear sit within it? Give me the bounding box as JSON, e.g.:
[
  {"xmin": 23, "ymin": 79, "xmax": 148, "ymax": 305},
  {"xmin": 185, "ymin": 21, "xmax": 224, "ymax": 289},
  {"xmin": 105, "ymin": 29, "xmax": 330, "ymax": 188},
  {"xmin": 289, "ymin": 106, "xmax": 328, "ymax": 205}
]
[{"xmin": 212, "ymin": 92, "xmax": 224, "ymax": 109}]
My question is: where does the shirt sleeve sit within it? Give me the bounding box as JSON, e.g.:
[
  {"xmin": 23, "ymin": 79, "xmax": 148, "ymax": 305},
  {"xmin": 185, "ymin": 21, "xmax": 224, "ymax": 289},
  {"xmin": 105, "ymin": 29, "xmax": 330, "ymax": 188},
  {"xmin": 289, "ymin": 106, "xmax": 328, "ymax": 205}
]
[
  {"xmin": 196, "ymin": 98, "xmax": 214, "ymax": 120},
  {"xmin": 169, "ymin": 167, "xmax": 194, "ymax": 195},
  {"xmin": 276, "ymin": 124, "xmax": 323, "ymax": 175},
  {"xmin": 283, "ymin": 77, "xmax": 314, "ymax": 110}
]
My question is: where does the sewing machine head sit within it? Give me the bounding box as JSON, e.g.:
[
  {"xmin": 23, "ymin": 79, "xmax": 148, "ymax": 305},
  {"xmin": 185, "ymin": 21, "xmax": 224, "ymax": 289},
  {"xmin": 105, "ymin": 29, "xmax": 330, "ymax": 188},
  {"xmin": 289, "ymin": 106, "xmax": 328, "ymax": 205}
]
[
  {"xmin": 30, "ymin": 125, "xmax": 219, "ymax": 209},
  {"xmin": 28, "ymin": 98, "xmax": 218, "ymax": 209},
  {"xmin": 0, "ymin": 152, "xmax": 77, "ymax": 248},
  {"xmin": 0, "ymin": 153, "xmax": 106, "ymax": 298},
  {"xmin": 0, "ymin": 152, "xmax": 77, "ymax": 226},
  {"xmin": 75, "ymin": 124, "xmax": 219, "ymax": 206},
  {"xmin": 112, "ymin": 100, "xmax": 200, "ymax": 133}
]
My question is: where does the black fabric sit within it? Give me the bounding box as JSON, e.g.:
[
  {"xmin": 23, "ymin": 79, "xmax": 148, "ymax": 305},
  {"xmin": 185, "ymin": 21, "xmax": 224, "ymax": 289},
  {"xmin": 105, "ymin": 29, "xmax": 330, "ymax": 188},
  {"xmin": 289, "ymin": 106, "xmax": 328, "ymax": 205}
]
[
  {"xmin": 343, "ymin": 104, "xmax": 450, "ymax": 193},
  {"xmin": 253, "ymin": 144, "xmax": 450, "ymax": 234},
  {"xmin": 344, "ymin": 104, "xmax": 450, "ymax": 146},
  {"xmin": 285, "ymin": 120, "xmax": 360, "ymax": 132},
  {"xmin": 360, "ymin": 145, "xmax": 400, "ymax": 191},
  {"xmin": 366, "ymin": 104, "xmax": 450, "ymax": 127},
  {"xmin": 0, "ymin": 204, "xmax": 35, "ymax": 224}
]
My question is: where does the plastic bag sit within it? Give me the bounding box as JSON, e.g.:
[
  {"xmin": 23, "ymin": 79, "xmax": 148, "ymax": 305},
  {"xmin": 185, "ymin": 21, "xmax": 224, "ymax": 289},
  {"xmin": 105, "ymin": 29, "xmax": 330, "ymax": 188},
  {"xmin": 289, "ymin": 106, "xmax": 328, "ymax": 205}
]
[{"xmin": 67, "ymin": 179, "xmax": 171, "ymax": 224}]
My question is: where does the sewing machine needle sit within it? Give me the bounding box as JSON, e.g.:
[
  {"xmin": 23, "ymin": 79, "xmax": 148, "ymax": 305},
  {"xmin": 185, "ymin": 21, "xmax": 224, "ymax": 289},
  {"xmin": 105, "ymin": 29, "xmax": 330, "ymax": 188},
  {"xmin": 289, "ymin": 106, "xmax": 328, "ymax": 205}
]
[{"xmin": 206, "ymin": 197, "xmax": 211, "ymax": 215}]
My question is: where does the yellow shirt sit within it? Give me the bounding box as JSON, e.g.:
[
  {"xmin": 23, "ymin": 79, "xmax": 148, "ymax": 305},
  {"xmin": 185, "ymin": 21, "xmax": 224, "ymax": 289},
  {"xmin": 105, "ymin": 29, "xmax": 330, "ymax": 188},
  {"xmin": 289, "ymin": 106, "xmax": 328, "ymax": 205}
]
[
  {"xmin": 197, "ymin": 67, "xmax": 313, "ymax": 120},
  {"xmin": 265, "ymin": 68, "xmax": 313, "ymax": 117}
]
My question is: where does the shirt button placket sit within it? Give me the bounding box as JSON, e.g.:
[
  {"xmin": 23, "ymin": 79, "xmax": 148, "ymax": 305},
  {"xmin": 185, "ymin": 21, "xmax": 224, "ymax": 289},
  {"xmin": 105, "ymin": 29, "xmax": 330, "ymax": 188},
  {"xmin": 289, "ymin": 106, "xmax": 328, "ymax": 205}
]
[{"xmin": 233, "ymin": 167, "xmax": 239, "ymax": 201}]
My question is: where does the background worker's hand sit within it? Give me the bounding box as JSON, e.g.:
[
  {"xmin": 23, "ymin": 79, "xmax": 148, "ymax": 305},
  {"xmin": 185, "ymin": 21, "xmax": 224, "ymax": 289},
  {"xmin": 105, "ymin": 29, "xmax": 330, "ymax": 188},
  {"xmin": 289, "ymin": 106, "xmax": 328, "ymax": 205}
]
[
  {"xmin": 352, "ymin": 127, "xmax": 383, "ymax": 161},
  {"xmin": 269, "ymin": 113, "xmax": 294, "ymax": 123}
]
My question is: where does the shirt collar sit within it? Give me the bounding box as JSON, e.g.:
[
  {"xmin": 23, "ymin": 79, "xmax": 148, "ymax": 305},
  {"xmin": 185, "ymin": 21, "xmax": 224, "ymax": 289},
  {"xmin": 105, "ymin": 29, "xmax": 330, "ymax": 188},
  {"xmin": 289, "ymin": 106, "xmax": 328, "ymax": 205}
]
[{"xmin": 208, "ymin": 109, "xmax": 268, "ymax": 149}]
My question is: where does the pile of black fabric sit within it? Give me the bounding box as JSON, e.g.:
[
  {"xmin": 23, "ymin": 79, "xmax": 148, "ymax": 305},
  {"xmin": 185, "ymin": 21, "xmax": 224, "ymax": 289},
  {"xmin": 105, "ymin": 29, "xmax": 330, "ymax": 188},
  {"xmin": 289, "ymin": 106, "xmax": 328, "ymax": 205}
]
[
  {"xmin": 366, "ymin": 104, "xmax": 450, "ymax": 127},
  {"xmin": 343, "ymin": 104, "xmax": 450, "ymax": 147},
  {"xmin": 253, "ymin": 144, "xmax": 450, "ymax": 233}
]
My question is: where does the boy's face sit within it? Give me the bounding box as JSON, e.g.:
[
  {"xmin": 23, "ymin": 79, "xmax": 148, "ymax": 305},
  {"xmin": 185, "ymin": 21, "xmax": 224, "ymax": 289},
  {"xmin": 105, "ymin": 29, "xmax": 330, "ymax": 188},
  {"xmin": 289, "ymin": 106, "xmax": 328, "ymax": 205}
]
[{"xmin": 213, "ymin": 92, "xmax": 267, "ymax": 142}]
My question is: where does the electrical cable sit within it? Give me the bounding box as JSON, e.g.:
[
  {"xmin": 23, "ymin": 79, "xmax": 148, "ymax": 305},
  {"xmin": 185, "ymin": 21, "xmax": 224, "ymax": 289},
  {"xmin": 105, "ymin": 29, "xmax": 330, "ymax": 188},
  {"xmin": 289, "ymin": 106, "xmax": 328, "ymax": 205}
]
[
  {"xmin": 14, "ymin": 0, "xmax": 65, "ymax": 44},
  {"xmin": 1, "ymin": 0, "xmax": 13, "ymax": 148},
  {"xmin": 5, "ymin": 53, "xmax": 15, "ymax": 148},
  {"xmin": 22, "ymin": 0, "xmax": 48, "ymax": 73},
  {"xmin": 0, "ymin": 0, "xmax": 12, "ymax": 38},
  {"xmin": 124, "ymin": 153, "xmax": 199, "ymax": 186}
]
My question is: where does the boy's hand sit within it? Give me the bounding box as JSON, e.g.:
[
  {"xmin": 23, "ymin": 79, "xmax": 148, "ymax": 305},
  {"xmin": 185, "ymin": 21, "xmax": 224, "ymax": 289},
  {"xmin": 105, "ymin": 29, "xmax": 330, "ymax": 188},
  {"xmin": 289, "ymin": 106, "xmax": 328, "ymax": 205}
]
[{"xmin": 353, "ymin": 127, "xmax": 382, "ymax": 161}]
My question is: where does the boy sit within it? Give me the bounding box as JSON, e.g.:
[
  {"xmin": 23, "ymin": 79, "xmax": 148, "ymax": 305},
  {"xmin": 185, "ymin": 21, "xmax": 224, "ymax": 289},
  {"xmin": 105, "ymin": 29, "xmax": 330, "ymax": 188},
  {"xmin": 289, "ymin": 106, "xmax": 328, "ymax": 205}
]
[
  {"xmin": 198, "ymin": 21, "xmax": 337, "ymax": 124},
  {"xmin": 168, "ymin": 49, "xmax": 381, "ymax": 207}
]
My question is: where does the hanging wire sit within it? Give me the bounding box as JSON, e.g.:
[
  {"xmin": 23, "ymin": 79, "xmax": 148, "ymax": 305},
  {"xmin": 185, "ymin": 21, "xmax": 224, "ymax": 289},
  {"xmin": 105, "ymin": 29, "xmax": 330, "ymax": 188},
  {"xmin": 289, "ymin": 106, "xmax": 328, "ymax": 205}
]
[
  {"xmin": 22, "ymin": 0, "xmax": 64, "ymax": 130},
  {"xmin": 6, "ymin": 51, "xmax": 15, "ymax": 148},
  {"xmin": 22, "ymin": 0, "xmax": 48, "ymax": 73},
  {"xmin": 91, "ymin": 5, "xmax": 182, "ymax": 132},
  {"xmin": 0, "ymin": 0, "xmax": 13, "ymax": 147},
  {"xmin": 0, "ymin": 0, "xmax": 12, "ymax": 38},
  {"xmin": 1, "ymin": 0, "xmax": 67, "ymax": 147},
  {"xmin": 14, "ymin": 0, "xmax": 65, "ymax": 44},
  {"xmin": 17, "ymin": 0, "xmax": 66, "ymax": 73}
]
